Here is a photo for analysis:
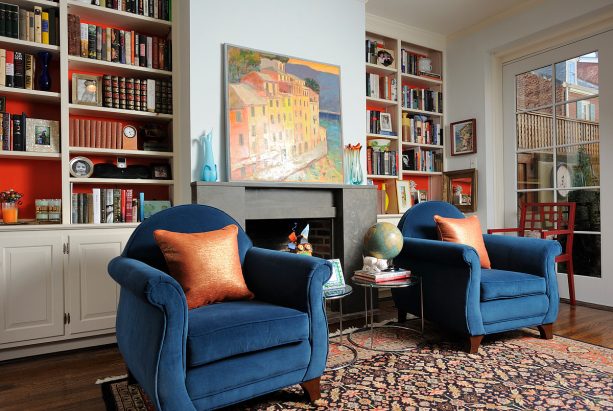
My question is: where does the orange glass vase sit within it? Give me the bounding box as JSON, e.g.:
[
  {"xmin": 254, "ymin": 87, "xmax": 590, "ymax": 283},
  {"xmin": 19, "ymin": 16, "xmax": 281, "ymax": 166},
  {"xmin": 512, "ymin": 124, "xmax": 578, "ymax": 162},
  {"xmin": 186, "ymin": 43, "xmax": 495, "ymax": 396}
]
[{"xmin": 2, "ymin": 202, "xmax": 18, "ymax": 224}]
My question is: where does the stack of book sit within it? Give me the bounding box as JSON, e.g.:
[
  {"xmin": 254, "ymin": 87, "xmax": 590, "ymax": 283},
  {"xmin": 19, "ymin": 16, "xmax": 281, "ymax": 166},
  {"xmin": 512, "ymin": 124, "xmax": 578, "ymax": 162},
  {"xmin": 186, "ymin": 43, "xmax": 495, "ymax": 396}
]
[
  {"xmin": 91, "ymin": 0, "xmax": 171, "ymax": 21},
  {"xmin": 67, "ymin": 15, "xmax": 171, "ymax": 71},
  {"xmin": 0, "ymin": 3, "xmax": 59, "ymax": 45},
  {"xmin": 68, "ymin": 118, "xmax": 124, "ymax": 149},
  {"xmin": 401, "ymin": 113, "xmax": 442, "ymax": 145},
  {"xmin": 366, "ymin": 72, "xmax": 396, "ymax": 101},
  {"xmin": 354, "ymin": 269, "xmax": 411, "ymax": 283},
  {"xmin": 101, "ymin": 75, "xmax": 172, "ymax": 114},
  {"xmin": 366, "ymin": 146, "xmax": 397, "ymax": 176},
  {"xmin": 401, "ymin": 86, "xmax": 443, "ymax": 113},
  {"xmin": 0, "ymin": 49, "xmax": 37, "ymax": 89}
]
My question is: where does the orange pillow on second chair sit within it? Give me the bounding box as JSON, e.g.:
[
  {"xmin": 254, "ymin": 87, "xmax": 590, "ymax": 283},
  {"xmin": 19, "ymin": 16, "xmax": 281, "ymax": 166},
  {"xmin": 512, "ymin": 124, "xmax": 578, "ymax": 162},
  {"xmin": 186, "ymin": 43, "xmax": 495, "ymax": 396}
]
[
  {"xmin": 154, "ymin": 225, "xmax": 254, "ymax": 309},
  {"xmin": 433, "ymin": 214, "xmax": 491, "ymax": 269}
]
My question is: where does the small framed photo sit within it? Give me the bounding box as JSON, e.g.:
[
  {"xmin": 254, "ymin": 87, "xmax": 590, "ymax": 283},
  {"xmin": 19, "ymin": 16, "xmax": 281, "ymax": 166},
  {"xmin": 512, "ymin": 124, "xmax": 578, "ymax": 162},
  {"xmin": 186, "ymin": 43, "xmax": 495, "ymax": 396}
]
[
  {"xmin": 376, "ymin": 48, "xmax": 395, "ymax": 67},
  {"xmin": 26, "ymin": 118, "xmax": 60, "ymax": 153},
  {"xmin": 151, "ymin": 164, "xmax": 171, "ymax": 180},
  {"xmin": 72, "ymin": 73, "xmax": 102, "ymax": 106},
  {"xmin": 450, "ymin": 118, "xmax": 476, "ymax": 156},
  {"xmin": 69, "ymin": 156, "xmax": 94, "ymax": 178},
  {"xmin": 379, "ymin": 112, "xmax": 393, "ymax": 132},
  {"xmin": 323, "ymin": 259, "xmax": 346, "ymax": 295},
  {"xmin": 395, "ymin": 180, "xmax": 412, "ymax": 213},
  {"xmin": 417, "ymin": 190, "xmax": 428, "ymax": 203}
]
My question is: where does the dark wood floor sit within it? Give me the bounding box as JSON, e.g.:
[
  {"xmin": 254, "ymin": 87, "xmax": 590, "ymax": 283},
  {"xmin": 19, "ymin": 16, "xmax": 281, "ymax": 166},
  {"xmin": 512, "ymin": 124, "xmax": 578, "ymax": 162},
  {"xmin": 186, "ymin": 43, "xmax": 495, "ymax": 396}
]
[{"xmin": 0, "ymin": 302, "xmax": 611, "ymax": 411}]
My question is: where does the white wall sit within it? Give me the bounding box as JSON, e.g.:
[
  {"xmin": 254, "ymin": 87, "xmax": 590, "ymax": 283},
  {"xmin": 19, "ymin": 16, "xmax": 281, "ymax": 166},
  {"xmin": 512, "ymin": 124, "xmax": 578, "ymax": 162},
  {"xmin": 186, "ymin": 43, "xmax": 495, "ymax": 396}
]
[
  {"xmin": 445, "ymin": 0, "xmax": 613, "ymax": 228},
  {"xmin": 187, "ymin": 0, "xmax": 366, "ymax": 182}
]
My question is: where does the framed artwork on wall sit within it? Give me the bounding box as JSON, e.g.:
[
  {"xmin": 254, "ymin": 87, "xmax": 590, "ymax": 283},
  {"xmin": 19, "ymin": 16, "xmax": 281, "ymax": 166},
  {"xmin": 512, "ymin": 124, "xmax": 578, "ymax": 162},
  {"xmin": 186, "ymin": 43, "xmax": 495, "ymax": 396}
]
[
  {"xmin": 224, "ymin": 44, "xmax": 343, "ymax": 183},
  {"xmin": 450, "ymin": 118, "xmax": 476, "ymax": 156}
]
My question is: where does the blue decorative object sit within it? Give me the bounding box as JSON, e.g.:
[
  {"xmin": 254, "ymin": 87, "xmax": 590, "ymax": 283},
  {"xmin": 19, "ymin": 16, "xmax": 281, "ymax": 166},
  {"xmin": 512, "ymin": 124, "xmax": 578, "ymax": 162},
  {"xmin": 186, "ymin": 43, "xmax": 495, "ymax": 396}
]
[
  {"xmin": 392, "ymin": 201, "xmax": 562, "ymax": 353},
  {"xmin": 200, "ymin": 130, "xmax": 217, "ymax": 182},
  {"xmin": 37, "ymin": 51, "xmax": 51, "ymax": 91},
  {"xmin": 107, "ymin": 204, "xmax": 332, "ymax": 410}
]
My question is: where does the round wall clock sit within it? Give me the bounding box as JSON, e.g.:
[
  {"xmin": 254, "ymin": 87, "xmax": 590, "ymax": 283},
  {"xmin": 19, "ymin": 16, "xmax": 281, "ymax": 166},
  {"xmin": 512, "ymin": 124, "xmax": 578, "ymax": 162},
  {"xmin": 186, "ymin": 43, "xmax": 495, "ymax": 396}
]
[{"xmin": 556, "ymin": 163, "xmax": 572, "ymax": 197}]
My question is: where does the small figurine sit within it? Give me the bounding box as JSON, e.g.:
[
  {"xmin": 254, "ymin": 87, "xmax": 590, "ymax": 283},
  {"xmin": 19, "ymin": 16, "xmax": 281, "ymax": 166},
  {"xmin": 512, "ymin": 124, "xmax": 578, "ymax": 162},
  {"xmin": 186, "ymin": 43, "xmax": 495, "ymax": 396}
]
[
  {"xmin": 288, "ymin": 223, "xmax": 313, "ymax": 256},
  {"xmin": 362, "ymin": 256, "xmax": 388, "ymax": 273}
]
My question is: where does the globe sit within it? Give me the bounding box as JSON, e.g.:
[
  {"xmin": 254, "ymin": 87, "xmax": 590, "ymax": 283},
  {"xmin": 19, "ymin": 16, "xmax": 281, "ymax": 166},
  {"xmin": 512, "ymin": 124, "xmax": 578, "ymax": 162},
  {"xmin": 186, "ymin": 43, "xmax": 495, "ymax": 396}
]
[{"xmin": 363, "ymin": 222, "xmax": 403, "ymax": 260}]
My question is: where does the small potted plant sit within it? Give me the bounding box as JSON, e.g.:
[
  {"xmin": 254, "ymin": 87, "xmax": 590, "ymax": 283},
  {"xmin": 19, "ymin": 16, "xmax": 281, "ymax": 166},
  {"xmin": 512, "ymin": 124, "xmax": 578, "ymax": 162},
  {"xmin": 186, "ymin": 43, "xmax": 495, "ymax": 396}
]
[{"xmin": 0, "ymin": 189, "xmax": 23, "ymax": 224}]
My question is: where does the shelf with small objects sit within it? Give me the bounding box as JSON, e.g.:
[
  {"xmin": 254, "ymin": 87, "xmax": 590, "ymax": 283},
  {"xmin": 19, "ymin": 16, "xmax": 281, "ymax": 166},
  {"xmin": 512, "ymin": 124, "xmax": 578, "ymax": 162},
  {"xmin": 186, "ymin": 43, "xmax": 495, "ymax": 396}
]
[{"xmin": 365, "ymin": 32, "xmax": 445, "ymax": 221}]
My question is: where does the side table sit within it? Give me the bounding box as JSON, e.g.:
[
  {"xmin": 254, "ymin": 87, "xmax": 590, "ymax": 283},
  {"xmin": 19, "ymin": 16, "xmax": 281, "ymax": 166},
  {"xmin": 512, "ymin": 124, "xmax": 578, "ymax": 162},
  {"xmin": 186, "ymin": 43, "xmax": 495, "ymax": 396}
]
[
  {"xmin": 348, "ymin": 275, "xmax": 423, "ymax": 352},
  {"xmin": 324, "ymin": 285, "xmax": 358, "ymax": 370}
]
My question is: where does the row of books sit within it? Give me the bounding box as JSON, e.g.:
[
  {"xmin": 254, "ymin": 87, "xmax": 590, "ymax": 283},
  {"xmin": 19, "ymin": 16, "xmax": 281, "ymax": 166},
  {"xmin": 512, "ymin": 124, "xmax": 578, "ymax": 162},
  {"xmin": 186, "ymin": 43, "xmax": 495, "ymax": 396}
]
[
  {"xmin": 0, "ymin": 111, "xmax": 25, "ymax": 151},
  {"xmin": 102, "ymin": 76, "xmax": 172, "ymax": 114},
  {"xmin": 366, "ymin": 109, "xmax": 395, "ymax": 136},
  {"xmin": 367, "ymin": 147, "xmax": 397, "ymax": 176},
  {"xmin": 92, "ymin": 0, "xmax": 171, "ymax": 21},
  {"xmin": 71, "ymin": 188, "xmax": 171, "ymax": 224},
  {"xmin": 403, "ymin": 148, "xmax": 443, "ymax": 173},
  {"xmin": 0, "ymin": 112, "xmax": 59, "ymax": 152},
  {"xmin": 0, "ymin": 3, "xmax": 59, "ymax": 45},
  {"xmin": 401, "ymin": 87, "xmax": 443, "ymax": 113},
  {"xmin": 366, "ymin": 72, "xmax": 396, "ymax": 101},
  {"xmin": 67, "ymin": 14, "xmax": 172, "ymax": 71},
  {"xmin": 365, "ymin": 39, "xmax": 389, "ymax": 65},
  {"xmin": 0, "ymin": 49, "xmax": 36, "ymax": 89},
  {"xmin": 400, "ymin": 49, "xmax": 441, "ymax": 79},
  {"xmin": 69, "ymin": 118, "xmax": 125, "ymax": 149},
  {"xmin": 354, "ymin": 269, "xmax": 411, "ymax": 283},
  {"xmin": 401, "ymin": 113, "xmax": 442, "ymax": 145}
]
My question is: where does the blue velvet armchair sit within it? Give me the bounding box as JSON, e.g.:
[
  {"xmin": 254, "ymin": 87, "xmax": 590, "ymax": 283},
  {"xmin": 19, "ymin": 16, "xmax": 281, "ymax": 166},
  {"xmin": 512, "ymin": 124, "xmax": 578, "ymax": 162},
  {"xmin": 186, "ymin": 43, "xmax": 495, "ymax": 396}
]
[
  {"xmin": 108, "ymin": 204, "xmax": 332, "ymax": 410},
  {"xmin": 391, "ymin": 201, "xmax": 562, "ymax": 353}
]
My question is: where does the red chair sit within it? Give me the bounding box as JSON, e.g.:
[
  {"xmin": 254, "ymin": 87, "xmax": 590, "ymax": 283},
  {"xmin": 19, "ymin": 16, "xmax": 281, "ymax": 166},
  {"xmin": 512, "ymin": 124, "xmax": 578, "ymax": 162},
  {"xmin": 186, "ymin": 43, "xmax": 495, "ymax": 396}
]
[{"xmin": 488, "ymin": 202, "xmax": 576, "ymax": 305}]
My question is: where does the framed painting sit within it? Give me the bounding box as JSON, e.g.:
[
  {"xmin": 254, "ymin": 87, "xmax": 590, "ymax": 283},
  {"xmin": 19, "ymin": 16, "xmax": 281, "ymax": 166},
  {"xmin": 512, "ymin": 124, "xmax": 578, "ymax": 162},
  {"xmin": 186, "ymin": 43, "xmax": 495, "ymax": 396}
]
[
  {"xmin": 224, "ymin": 44, "xmax": 343, "ymax": 183},
  {"xmin": 450, "ymin": 118, "xmax": 476, "ymax": 156}
]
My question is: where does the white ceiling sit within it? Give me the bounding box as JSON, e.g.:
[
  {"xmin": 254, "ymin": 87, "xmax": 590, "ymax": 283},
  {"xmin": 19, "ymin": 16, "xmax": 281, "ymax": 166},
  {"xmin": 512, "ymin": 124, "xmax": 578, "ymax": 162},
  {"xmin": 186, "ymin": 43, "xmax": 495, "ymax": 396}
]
[{"xmin": 365, "ymin": 0, "xmax": 535, "ymax": 37}]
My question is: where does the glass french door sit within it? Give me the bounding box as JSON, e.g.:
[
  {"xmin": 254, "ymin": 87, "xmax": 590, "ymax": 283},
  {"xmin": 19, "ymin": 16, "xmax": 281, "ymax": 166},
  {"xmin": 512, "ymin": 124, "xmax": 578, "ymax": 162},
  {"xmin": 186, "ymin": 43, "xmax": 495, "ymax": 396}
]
[{"xmin": 502, "ymin": 31, "xmax": 613, "ymax": 306}]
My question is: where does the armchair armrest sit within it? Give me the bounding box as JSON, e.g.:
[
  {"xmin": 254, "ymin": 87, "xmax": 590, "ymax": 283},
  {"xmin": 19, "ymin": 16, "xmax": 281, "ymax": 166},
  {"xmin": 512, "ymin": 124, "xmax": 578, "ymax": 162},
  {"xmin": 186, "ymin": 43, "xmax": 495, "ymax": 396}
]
[
  {"xmin": 395, "ymin": 238, "xmax": 484, "ymax": 336},
  {"xmin": 108, "ymin": 257, "xmax": 194, "ymax": 411},
  {"xmin": 243, "ymin": 247, "xmax": 332, "ymax": 380},
  {"xmin": 487, "ymin": 227, "xmax": 523, "ymax": 235}
]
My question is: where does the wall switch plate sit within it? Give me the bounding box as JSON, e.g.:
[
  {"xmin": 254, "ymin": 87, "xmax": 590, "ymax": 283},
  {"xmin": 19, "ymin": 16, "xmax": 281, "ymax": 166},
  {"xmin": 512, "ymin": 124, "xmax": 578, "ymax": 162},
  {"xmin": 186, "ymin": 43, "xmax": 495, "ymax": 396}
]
[{"xmin": 470, "ymin": 158, "xmax": 477, "ymax": 169}]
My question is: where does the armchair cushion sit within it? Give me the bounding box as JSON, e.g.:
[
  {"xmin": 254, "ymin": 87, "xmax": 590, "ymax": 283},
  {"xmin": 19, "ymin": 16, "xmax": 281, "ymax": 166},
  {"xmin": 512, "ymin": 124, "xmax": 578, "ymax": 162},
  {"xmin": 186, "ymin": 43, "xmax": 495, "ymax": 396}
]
[
  {"xmin": 187, "ymin": 300, "xmax": 309, "ymax": 367},
  {"xmin": 481, "ymin": 269, "xmax": 546, "ymax": 301}
]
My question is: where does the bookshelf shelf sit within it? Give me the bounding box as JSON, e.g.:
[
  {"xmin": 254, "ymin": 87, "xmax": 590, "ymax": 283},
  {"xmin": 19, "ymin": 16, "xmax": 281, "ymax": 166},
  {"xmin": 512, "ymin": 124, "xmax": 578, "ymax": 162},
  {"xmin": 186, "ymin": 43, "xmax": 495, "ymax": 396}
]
[
  {"xmin": 401, "ymin": 72, "xmax": 443, "ymax": 86},
  {"xmin": 366, "ymin": 174, "xmax": 398, "ymax": 180},
  {"xmin": 401, "ymin": 107, "xmax": 443, "ymax": 117},
  {"xmin": 0, "ymin": 86, "xmax": 61, "ymax": 103},
  {"xmin": 11, "ymin": 0, "xmax": 59, "ymax": 8},
  {"xmin": 402, "ymin": 170, "xmax": 443, "ymax": 176},
  {"xmin": 68, "ymin": 56, "xmax": 172, "ymax": 78},
  {"xmin": 0, "ymin": 36, "xmax": 60, "ymax": 55},
  {"xmin": 365, "ymin": 62, "xmax": 397, "ymax": 76},
  {"xmin": 0, "ymin": 151, "xmax": 61, "ymax": 160},
  {"xmin": 69, "ymin": 147, "xmax": 174, "ymax": 158},
  {"xmin": 69, "ymin": 177, "xmax": 174, "ymax": 185},
  {"xmin": 366, "ymin": 133, "xmax": 398, "ymax": 140},
  {"xmin": 401, "ymin": 142, "xmax": 444, "ymax": 149},
  {"xmin": 377, "ymin": 213, "xmax": 404, "ymax": 218},
  {"xmin": 70, "ymin": 222, "xmax": 140, "ymax": 228},
  {"xmin": 366, "ymin": 96, "xmax": 397, "ymax": 108},
  {"xmin": 66, "ymin": 1, "xmax": 172, "ymax": 37},
  {"xmin": 68, "ymin": 104, "xmax": 173, "ymax": 121}
]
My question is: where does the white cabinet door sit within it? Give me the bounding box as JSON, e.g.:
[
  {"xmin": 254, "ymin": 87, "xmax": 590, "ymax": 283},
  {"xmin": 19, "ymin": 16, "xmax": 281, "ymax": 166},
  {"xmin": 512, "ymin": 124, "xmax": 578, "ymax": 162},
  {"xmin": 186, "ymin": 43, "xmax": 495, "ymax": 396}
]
[
  {"xmin": 0, "ymin": 232, "xmax": 64, "ymax": 344},
  {"xmin": 67, "ymin": 229, "xmax": 132, "ymax": 335}
]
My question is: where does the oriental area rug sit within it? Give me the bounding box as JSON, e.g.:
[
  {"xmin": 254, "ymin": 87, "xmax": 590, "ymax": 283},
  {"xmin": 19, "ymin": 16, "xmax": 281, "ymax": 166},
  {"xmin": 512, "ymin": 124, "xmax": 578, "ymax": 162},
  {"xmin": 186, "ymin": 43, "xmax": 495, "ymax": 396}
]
[{"xmin": 100, "ymin": 326, "xmax": 613, "ymax": 411}]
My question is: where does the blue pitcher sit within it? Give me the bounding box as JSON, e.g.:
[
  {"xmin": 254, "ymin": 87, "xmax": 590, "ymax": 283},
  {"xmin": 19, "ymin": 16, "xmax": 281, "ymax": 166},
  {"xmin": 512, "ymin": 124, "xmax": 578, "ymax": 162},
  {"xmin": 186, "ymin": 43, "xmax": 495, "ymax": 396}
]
[{"xmin": 200, "ymin": 130, "xmax": 217, "ymax": 182}]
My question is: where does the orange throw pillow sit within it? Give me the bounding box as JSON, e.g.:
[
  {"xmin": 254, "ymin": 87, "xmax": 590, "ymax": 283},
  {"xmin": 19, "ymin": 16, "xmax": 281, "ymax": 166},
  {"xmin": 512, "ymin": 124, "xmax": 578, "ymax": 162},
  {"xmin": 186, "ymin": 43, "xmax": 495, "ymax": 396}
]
[
  {"xmin": 154, "ymin": 225, "xmax": 254, "ymax": 309},
  {"xmin": 433, "ymin": 215, "xmax": 491, "ymax": 269}
]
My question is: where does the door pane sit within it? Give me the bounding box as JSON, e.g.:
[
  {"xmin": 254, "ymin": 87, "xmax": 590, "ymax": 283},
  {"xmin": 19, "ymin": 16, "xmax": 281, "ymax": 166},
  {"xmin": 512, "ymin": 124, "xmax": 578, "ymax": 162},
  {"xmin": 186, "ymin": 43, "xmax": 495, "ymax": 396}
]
[
  {"xmin": 516, "ymin": 109, "xmax": 553, "ymax": 149},
  {"xmin": 517, "ymin": 151, "xmax": 553, "ymax": 189},
  {"xmin": 557, "ymin": 97, "xmax": 599, "ymax": 145},
  {"xmin": 555, "ymin": 52, "xmax": 598, "ymax": 103},
  {"xmin": 556, "ymin": 144, "xmax": 600, "ymax": 187},
  {"xmin": 558, "ymin": 234, "xmax": 601, "ymax": 278},
  {"xmin": 516, "ymin": 66, "xmax": 553, "ymax": 111},
  {"xmin": 564, "ymin": 189, "xmax": 601, "ymax": 232}
]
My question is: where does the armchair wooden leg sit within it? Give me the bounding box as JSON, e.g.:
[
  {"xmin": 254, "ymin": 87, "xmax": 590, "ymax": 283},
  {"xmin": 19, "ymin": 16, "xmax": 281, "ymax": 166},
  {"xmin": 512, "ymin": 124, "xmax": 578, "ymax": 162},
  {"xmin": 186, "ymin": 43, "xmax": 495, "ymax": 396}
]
[
  {"xmin": 397, "ymin": 309, "xmax": 407, "ymax": 323},
  {"xmin": 468, "ymin": 335, "xmax": 483, "ymax": 354},
  {"xmin": 537, "ymin": 323, "xmax": 553, "ymax": 340},
  {"xmin": 300, "ymin": 377, "xmax": 321, "ymax": 402}
]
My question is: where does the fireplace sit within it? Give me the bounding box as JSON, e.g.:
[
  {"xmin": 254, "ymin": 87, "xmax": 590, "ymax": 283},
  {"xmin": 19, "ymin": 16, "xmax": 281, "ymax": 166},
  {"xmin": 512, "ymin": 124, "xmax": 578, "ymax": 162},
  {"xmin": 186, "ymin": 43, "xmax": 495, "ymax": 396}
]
[{"xmin": 191, "ymin": 181, "xmax": 377, "ymax": 313}]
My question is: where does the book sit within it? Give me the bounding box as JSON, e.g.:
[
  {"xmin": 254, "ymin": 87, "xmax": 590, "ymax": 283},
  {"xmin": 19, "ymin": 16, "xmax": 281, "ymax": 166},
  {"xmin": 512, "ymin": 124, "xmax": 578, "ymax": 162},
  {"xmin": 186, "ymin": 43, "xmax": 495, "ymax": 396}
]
[
  {"xmin": 27, "ymin": 11, "xmax": 34, "ymax": 42},
  {"xmin": 41, "ymin": 11, "xmax": 49, "ymax": 44},
  {"xmin": 0, "ymin": 49, "xmax": 6, "ymax": 87},
  {"xmin": 0, "ymin": 5, "xmax": 5, "ymax": 37},
  {"xmin": 47, "ymin": 8, "xmax": 57, "ymax": 46},
  {"xmin": 87, "ymin": 24, "xmax": 96, "ymax": 59},
  {"xmin": 11, "ymin": 112, "xmax": 25, "ymax": 151},
  {"xmin": 80, "ymin": 23, "xmax": 88, "ymax": 58},
  {"xmin": 34, "ymin": 6, "xmax": 42, "ymax": 43},
  {"xmin": 5, "ymin": 50, "xmax": 14, "ymax": 87},
  {"xmin": 13, "ymin": 51, "xmax": 24, "ymax": 88},
  {"xmin": 9, "ymin": 4, "xmax": 18, "ymax": 39},
  {"xmin": 353, "ymin": 269, "xmax": 411, "ymax": 283},
  {"xmin": 24, "ymin": 53, "xmax": 34, "ymax": 90},
  {"xmin": 18, "ymin": 9, "xmax": 26, "ymax": 40},
  {"xmin": 105, "ymin": 189, "xmax": 114, "ymax": 223}
]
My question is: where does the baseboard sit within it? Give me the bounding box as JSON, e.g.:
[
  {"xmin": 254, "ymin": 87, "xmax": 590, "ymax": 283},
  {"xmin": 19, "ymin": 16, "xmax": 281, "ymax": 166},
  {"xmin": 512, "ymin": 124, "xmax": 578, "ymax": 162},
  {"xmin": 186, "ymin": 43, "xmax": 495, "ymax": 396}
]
[
  {"xmin": 0, "ymin": 334, "xmax": 116, "ymax": 362},
  {"xmin": 560, "ymin": 299, "xmax": 613, "ymax": 312}
]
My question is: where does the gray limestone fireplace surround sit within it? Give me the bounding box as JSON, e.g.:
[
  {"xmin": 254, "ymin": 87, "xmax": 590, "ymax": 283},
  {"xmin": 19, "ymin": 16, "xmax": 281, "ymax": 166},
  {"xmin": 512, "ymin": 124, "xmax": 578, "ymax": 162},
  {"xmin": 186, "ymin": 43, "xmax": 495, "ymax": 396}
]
[{"xmin": 191, "ymin": 181, "xmax": 378, "ymax": 313}]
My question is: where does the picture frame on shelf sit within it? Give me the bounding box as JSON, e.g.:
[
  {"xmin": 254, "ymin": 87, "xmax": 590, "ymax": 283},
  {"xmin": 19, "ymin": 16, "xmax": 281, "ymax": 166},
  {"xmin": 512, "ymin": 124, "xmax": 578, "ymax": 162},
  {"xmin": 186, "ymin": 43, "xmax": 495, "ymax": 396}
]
[
  {"xmin": 395, "ymin": 180, "xmax": 412, "ymax": 213},
  {"xmin": 151, "ymin": 164, "xmax": 172, "ymax": 180},
  {"xmin": 69, "ymin": 156, "xmax": 94, "ymax": 178},
  {"xmin": 376, "ymin": 48, "xmax": 395, "ymax": 67},
  {"xmin": 72, "ymin": 73, "xmax": 102, "ymax": 106},
  {"xmin": 379, "ymin": 112, "xmax": 393, "ymax": 132},
  {"xmin": 26, "ymin": 119, "xmax": 60, "ymax": 153},
  {"xmin": 450, "ymin": 118, "xmax": 476, "ymax": 156},
  {"xmin": 323, "ymin": 259, "xmax": 346, "ymax": 293},
  {"xmin": 443, "ymin": 168, "xmax": 477, "ymax": 213}
]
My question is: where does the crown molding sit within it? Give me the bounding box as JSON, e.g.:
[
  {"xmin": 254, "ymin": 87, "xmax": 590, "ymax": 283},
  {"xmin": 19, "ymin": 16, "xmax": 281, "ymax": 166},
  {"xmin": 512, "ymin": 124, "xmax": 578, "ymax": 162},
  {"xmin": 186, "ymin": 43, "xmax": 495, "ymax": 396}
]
[{"xmin": 366, "ymin": 13, "xmax": 446, "ymax": 50}]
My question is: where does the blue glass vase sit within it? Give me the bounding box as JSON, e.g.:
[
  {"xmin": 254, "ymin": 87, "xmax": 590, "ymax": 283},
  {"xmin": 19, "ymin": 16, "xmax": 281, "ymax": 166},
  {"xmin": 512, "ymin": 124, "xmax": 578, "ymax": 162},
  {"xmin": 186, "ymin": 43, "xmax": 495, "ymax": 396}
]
[
  {"xmin": 37, "ymin": 51, "xmax": 51, "ymax": 91},
  {"xmin": 200, "ymin": 130, "xmax": 217, "ymax": 182}
]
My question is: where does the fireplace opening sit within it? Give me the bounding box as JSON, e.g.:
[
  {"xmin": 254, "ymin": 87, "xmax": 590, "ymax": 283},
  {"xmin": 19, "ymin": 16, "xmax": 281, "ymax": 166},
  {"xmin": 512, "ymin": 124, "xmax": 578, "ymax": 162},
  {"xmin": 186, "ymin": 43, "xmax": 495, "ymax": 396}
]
[{"xmin": 245, "ymin": 218, "xmax": 333, "ymax": 259}]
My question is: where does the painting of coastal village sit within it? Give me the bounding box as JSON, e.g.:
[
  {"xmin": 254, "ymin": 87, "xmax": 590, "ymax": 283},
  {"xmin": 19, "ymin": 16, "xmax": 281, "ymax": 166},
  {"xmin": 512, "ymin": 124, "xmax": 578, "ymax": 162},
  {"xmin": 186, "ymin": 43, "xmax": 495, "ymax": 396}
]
[{"xmin": 225, "ymin": 45, "xmax": 343, "ymax": 183}]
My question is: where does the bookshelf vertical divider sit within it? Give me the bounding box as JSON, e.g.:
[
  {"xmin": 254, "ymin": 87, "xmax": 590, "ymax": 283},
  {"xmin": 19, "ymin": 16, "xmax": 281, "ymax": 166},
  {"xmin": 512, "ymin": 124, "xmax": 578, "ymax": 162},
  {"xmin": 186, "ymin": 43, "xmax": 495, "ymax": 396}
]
[{"xmin": 59, "ymin": 0, "xmax": 71, "ymax": 224}]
